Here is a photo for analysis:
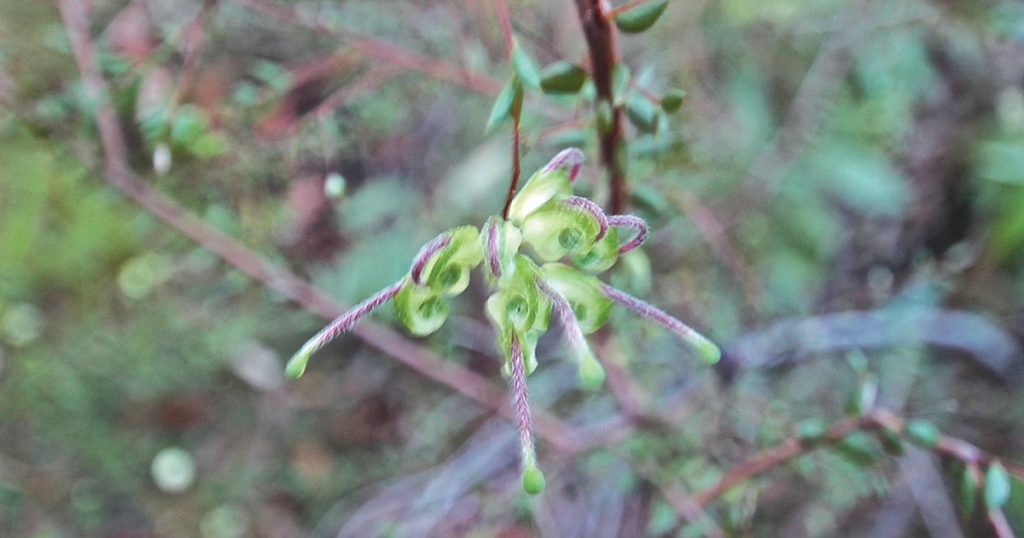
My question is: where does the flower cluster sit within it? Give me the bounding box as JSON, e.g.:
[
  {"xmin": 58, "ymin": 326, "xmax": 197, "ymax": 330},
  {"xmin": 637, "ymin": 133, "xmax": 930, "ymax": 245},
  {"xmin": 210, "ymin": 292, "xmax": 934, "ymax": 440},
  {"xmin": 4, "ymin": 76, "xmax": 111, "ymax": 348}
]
[{"xmin": 285, "ymin": 149, "xmax": 720, "ymax": 495}]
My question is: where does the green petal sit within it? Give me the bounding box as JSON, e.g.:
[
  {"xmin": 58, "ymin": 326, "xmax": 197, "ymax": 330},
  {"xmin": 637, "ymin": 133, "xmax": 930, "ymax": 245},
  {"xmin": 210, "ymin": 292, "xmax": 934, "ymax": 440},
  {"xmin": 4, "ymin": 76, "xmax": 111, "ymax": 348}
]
[
  {"xmin": 522, "ymin": 204, "xmax": 601, "ymax": 261},
  {"xmin": 507, "ymin": 169, "xmax": 572, "ymax": 224},
  {"xmin": 482, "ymin": 216, "xmax": 523, "ymax": 287},
  {"xmin": 540, "ymin": 263, "xmax": 612, "ymax": 334},
  {"xmin": 422, "ymin": 226, "xmax": 483, "ymax": 297},
  {"xmin": 485, "ymin": 257, "xmax": 551, "ymax": 334},
  {"xmin": 394, "ymin": 280, "xmax": 449, "ymax": 336},
  {"xmin": 572, "ymin": 227, "xmax": 619, "ymax": 273}
]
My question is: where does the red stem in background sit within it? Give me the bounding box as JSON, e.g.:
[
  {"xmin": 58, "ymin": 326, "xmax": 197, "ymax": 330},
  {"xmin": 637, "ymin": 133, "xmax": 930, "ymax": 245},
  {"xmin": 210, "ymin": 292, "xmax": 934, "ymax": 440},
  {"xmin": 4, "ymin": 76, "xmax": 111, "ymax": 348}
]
[
  {"xmin": 492, "ymin": 0, "xmax": 514, "ymax": 57},
  {"xmin": 573, "ymin": 0, "xmax": 627, "ymax": 214}
]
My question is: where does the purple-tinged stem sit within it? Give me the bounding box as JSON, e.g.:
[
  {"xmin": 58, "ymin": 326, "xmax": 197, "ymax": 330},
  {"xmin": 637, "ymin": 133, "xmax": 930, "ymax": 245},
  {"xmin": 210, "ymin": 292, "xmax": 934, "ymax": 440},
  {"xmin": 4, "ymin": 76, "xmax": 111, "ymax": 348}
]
[
  {"xmin": 600, "ymin": 284, "xmax": 721, "ymax": 365},
  {"xmin": 286, "ymin": 280, "xmax": 404, "ymax": 378},
  {"xmin": 607, "ymin": 214, "xmax": 647, "ymax": 254},
  {"xmin": 509, "ymin": 334, "xmax": 536, "ymax": 468},
  {"xmin": 484, "ymin": 220, "xmax": 502, "ymax": 279},
  {"xmin": 410, "ymin": 233, "xmax": 452, "ymax": 285},
  {"xmin": 561, "ymin": 196, "xmax": 609, "ymax": 242},
  {"xmin": 537, "ymin": 279, "xmax": 589, "ymax": 359},
  {"xmin": 537, "ymin": 277, "xmax": 605, "ymax": 389},
  {"xmin": 541, "ymin": 147, "xmax": 584, "ymax": 183}
]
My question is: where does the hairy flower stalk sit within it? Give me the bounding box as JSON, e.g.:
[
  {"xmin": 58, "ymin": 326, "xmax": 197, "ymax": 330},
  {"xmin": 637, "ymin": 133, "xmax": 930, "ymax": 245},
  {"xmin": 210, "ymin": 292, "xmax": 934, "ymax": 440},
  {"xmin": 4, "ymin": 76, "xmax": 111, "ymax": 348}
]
[
  {"xmin": 410, "ymin": 233, "xmax": 453, "ymax": 285},
  {"xmin": 286, "ymin": 281, "xmax": 405, "ymax": 379},
  {"xmin": 607, "ymin": 214, "xmax": 648, "ymax": 254},
  {"xmin": 541, "ymin": 147, "xmax": 584, "ymax": 182},
  {"xmin": 536, "ymin": 278, "xmax": 605, "ymax": 389},
  {"xmin": 510, "ymin": 333, "xmax": 546, "ymax": 495},
  {"xmin": 600, "ymin": 284, "xmax": 721, "ymax": 365},
  {"xmin": 484, "ymin": 220, "xmax": 502, "ymax": 279}
]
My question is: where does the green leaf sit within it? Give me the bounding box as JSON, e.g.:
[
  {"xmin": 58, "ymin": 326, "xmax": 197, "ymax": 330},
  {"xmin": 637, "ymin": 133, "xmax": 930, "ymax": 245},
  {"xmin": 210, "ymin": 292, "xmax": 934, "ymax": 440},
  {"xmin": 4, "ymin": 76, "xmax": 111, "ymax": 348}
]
[
  {"xmin": 612, "ymin": 64, "xmax": 631, "ymax": 104},
  {"xmin": 540, "ymin": 263, "xmax": 612, "ymax": 334},
  {"xmin": 660, "ymin": 88, "xmax": 685, "ymax": 113},
  {"xmin": 486, "ymin": 76, "xmax": 523, "ymax": 133},
  {"xmin": 905, "ymin": 419, "xmax": 940, "ymax": 449},
  {"xmin": 986, "ymin": 462, "xmax": 1011, "ymax": 511},
  {"xmin": 835, "ymin": 432, "xmax": 880, "ymax": 467},
  {"xmin": 511, "ymin": 38, "xmax": 541, "ymax": 89},
  {"xmin": 394, "ymin": 281, "xmax": 449, "ymax": 336},
  {"xmin": 614, "ymin": 0, "xmax": 669, "ymax": 33},
  {"xmin": 795, "ymin": 418, "xmax": 827, "ymax": 445},
  {"xmin": 958, "ymin": 466, "xmax": 977, "ymax": 518},
  {"xmin": 975, "ymin": 139, "xmax": 1024, "ymax": 185},
  {"xmin": 878, "ymin": 429, "xmax": 904, "ymax": 456},
  {"xmin": 539, "ymin": 61, "xmax": 587, "ymax": 95},
  {"xmin": 626, "ymin": 94, "xmax": 658, "ymax": 133}
]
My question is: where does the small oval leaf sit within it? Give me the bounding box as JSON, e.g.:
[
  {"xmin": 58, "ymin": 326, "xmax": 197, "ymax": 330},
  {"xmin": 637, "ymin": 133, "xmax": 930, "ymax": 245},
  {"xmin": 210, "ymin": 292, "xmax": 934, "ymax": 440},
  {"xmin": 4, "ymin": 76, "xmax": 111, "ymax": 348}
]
[
  {"xmin": 540, "ymin": 61, "xmax": 587, "ymax": 95},
  {"xmin": 985, "ymin": 462, "xmax": 1011, "ymax": 511},
  {"xmin": 905, "ymin": 419, "xmax": 940, "ymax": 449},
  {"xmin": 486, "ymin": 76, "xmax": 523, "ymax": 133},
  {"xmin": 614, "ymin": 0, "xmax": 669, "ymax": 34},
  {"xmin": 626, "ymin": 94, "xmax": 658, "ymax": 133},
  {"xmin": 511, "ymin": 39, "xmax": 541, "ymax": 89},
  {"xmin": 958, "ymin": 466, "xmax": 977, "ymax": 518},
  {"xmin": 660, "ymin": 88, "xmax": 685, "ymax": 113}
]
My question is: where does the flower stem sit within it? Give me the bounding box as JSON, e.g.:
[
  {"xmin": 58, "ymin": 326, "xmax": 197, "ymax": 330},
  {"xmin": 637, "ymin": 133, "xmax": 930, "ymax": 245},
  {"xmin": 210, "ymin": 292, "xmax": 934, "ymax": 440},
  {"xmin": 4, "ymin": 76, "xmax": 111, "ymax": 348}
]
[
  {"xmin": 286, "ymin": 280, "xmax": 405, "ymax": 379},
  {"xmin": 607, "ymin": 214, "xmax": 648, "ymax": 254},
  {"xmin": 600, "ymin": 284, "xmax": 721, "ymax": 365}
]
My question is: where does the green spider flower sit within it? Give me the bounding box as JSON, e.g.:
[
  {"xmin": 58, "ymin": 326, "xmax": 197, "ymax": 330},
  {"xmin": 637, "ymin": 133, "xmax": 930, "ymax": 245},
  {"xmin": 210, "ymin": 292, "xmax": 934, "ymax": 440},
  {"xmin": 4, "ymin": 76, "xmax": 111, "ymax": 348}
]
[{"xmin": 285, "ymin": 148, "xmax": 720, "ymax": 495}]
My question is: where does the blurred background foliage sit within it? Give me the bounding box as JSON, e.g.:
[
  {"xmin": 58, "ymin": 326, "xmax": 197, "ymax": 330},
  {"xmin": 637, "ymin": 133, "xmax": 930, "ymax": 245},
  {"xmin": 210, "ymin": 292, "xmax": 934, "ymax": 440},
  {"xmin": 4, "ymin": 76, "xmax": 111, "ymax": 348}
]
[{"xmin": 1, "ymin": 0, "xmax": 1024, "ymax": 536}]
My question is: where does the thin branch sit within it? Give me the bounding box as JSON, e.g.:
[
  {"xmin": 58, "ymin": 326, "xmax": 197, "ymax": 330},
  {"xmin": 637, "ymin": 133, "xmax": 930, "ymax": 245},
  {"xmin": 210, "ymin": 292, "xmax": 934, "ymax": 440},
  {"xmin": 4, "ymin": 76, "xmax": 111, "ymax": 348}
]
[
  {"xmin": 233, "ymin": 0, "xmax": 503, "ymax": 97},
  {"xmin": 171, "ymin": 0, "xmax": 220, "ymax": 107},
  {"xmin": 500, "ymin": 96, "xmax": 522, "ymax": 219},
  {"xmin": 690, "ymin": 409, "xmax": 1024, "ymax": 509},
  {"xmin": 665, "ymin": 188, "xmax": 762, "ymax": 320},
  {"xmin": 573, "ymin": 0, "xmax": 627, "ymax": 213},
  {"xmin": 491, "ymin": 0, "xmax": 514, "ymax": 57},
  {"xmin": 56, "ymin": 0, "xmax": 578, "ymax": 453}
]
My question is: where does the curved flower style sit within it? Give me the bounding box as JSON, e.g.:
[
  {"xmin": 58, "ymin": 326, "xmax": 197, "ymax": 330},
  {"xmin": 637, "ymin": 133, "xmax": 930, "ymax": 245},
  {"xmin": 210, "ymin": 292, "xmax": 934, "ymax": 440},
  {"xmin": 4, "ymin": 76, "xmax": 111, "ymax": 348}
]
[{"xmin": 285, "ymin": 148, "xmax": 720, "ymax": 495}]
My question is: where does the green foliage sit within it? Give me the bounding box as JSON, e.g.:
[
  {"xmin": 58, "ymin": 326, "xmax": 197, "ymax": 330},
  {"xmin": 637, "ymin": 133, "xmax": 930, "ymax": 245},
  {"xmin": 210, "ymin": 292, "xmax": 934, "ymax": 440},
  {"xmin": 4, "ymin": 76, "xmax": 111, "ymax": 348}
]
[
  {"xmin": 614, "ymin": 0, "xmax": 669, "ymax": 33},
  {"xmin": 2, "ymin": 0, "xmax": 1022, "ymax": 534}
]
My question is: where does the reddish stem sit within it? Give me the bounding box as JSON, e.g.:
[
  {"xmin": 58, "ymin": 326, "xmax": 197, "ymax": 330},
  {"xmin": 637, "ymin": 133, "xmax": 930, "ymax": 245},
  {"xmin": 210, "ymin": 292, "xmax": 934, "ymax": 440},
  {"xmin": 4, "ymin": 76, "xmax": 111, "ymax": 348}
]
[
  {"xmin": 501, "ymin": 98, "xmax": 522, "ymax": 219},
  {"xmin": 573, "ymin": 0, "xmax": 628, "ymax": 213}
]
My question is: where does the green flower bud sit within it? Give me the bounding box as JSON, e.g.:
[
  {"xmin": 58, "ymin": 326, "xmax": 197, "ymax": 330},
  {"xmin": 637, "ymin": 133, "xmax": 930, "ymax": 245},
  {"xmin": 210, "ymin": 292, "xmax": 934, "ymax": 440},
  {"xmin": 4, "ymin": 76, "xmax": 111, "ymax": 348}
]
[
  {"xmin": 540, "ymin": 263, "xmax": 612, "ymax": 334},
  {"xmin": 522, "ymin": 464, "xmax": 546, "ymax": 495},
  {"xmin": 419, "ymin": 226, "xmax": 483, "ymax": 297},
  {"xmin": 507, "ymin": 169, "xmax": 572, "ymax": 224},
  {"xmin": 394, "ymin": 281, "xmax": 449, "ymax": 336},
  {"xmin": 572, "ymin": 227, "xmax": 619, "ymax": 273},
  {"xmin": 482, "ymin": 216, "xmax": 523, "ymax": 287},
  {"xmin": 522, "ymin": 203, "xmax": 602, "ymax": 261}
]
